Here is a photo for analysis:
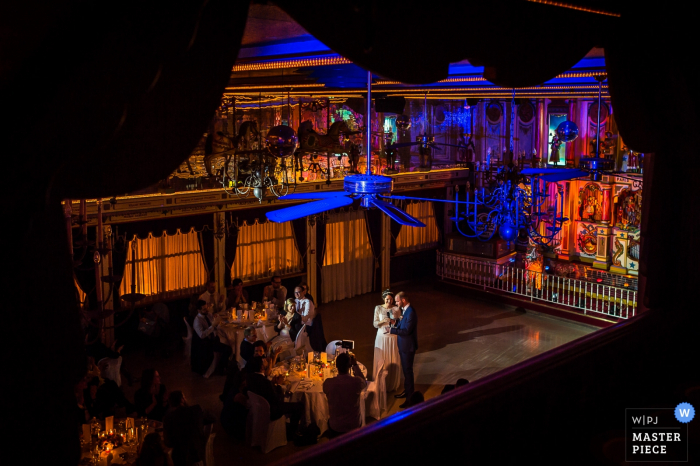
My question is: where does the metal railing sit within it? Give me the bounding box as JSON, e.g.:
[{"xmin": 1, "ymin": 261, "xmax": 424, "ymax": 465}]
[{"xmin": 437, "ymin": 251, "xmax": 637, "ymax": 319}]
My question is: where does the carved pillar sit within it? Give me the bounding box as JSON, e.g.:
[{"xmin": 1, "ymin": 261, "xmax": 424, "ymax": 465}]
[
  {"xmin": 557, "ymin": 181, "xmax": 573, "ymax": 260},
  {"xmin": 535, "ymin": 99, "xmax": 546, "ymax": 167},
  {"xmin": 380, "ymin": 214, "xmax": 391, "ymax": 289},
  {"xmin": 566, "ymin": 100, "xmax": 576, "ymax": 167},
  {"xmin": 306, "ymin": 218, "xmax": 317, "ymax": 301},
  {"xmin": 593, "ymin": 182, "xmax": 613, "ymax": 270},
  {"xmin": 445, "ymin": 186, "xmax": 454, "ymax": 235},
  {"xmin": 213, "ymin": 212, "xmax": 226, "ymax": 296}
]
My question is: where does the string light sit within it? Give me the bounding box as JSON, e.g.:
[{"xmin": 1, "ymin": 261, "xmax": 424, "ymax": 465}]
[
  {"xmin": 224, "ymin": 83, "xmax": 325, "ymax": 91},
  {"xmin": 232, "ymin": 56, "xmax": 351, "ymax": 72},
  {"xmin": 526, "ymin": 0, "xmax": 621, "ymax": 17}
]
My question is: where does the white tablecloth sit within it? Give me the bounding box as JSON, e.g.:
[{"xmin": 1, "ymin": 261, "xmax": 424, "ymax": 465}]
[
  {"xmin": 282, "ymin": 361, "xmax": 367, "ymax": 435},
  {"xmin": 216, "ymin": 320, "xmax": 277, "ymax": 366}
]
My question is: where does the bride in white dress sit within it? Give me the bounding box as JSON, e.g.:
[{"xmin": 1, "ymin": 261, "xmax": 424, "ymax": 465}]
[{"xmin": 373, "ymin": 289, "xmax": 402, "ymax": 392}]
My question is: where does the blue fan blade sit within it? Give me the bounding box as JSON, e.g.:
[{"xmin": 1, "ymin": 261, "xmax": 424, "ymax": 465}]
[
  {"xmin": 266, "ymin": 196, "xmax": 353, "ymax": 223},
  {"xmin": 279, "ymin": 191, "xmax": 345, "ymax": 200},
  {"xmin": 369, "ymin": 199, "xmax": 426, "ymax": 227},
  {"xmin": 539, "ymin": 170, "xmax": 590, "ymax": 182},
  {"xmin": 521, "ymin": 168, "xmax": 573, "ymax": 175}
]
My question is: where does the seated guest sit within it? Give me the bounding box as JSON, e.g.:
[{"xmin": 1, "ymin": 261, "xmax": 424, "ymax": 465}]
[
  {"xmin": 440, "ymin": 384, "xmax": 455, "ymax": 395},
  {"xmin": 294, "ymin": 287, "xmax": 315, "ymax": 327},
  {"xmin": 135, "ymin": 432, "xmax": 172, "ymax": 466},
  {"xmin": 134, "ymin": 369, "xmax": 167, "ymax": 421},
  {"xmin": 278, "ymin": 298, "xmax": 302, "ymax": 341},
  {"xmin": 163, "ymin": 391, "xmax": 207, "ymax": 466},
  {"xmin": 239, "ymin": 326, "xmax": 257, "ymax": 365},
  {"xmin": 245, "ymin": 356, "xmax": 302, "ymax": 436},
  {"xmin": 220, "ymin": 384, "xmax": 248, "ymax": 440},
  {"xmin": 84, "ymin": 376, "xmax": 101, "ymax": 418},
  {"xmin": 199, "ymin": 279, "xmax": 225, "ymax": 313},
  {"xmin": 95, "ymin": 358, "xmax": 136, "ymax": 418},
  {"xmin": 74, "ymin": 378, "xmax": 90, "ymax": 427},
  {"xmin": 456, "ymin": 378, "xmax": 470, "ymax": 388},
  {"xmin": 299, "ymin": 282, "xmax": 315, "ymax": 304},
  {"xmin": 85, "ymin": 327, "xmax": 123, "ymax": 362},
  {"xmin": 252, "ymin": 340, "xmax": 282, "ymax": 377},
  {"xmin": 227, "ymin": 278, "xmax": 249, "ymax": 308},
  {"xmin": 192, "ymin": 300, "xmax": 231, "ymax": 378},
  {"xmin": 262, "ymin": 275, "xmax": 287, "ymax": 310},
  {"xmin": 322, "ymin": 353, "xmax": 367, "ymax": 435}
]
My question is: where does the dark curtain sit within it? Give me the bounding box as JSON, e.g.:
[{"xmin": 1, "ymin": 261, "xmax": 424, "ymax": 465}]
[
  {"xmin": 111, "ymin": 234, "xmax": 129, "ymax": 310},
  {"xmin": 223, "ymin": 220, "xmax": 239, "ymax": 288},
  {"xmin": 390, "ymin": 219, "xmax": 403, "ymax": 257},
  {"xmin": 291, "ymin": 218, "xmax": 308, "ymax": 271},
  {"xmin": 73, "ymin": 226, "xmax": 98, "ymax": 309},
  {"xmin": 364, "ymin": 209, "xmax": 383, "ymax": 291},
  {"xmin": 275, "ymin": 1, "xmax": 609, "ymax": 86},
  {"xmin": 316, "ymin": 216, "xmax": 327, "ymax": 304},
  {"xmin": 198, "ymin": 226, "xmax": 216, "ymax": 282}
]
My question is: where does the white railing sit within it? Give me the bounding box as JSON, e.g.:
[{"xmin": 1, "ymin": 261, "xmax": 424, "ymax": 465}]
[{"xmin": 437, "ymin": 251, "xmax": 637, "ymax": 319}]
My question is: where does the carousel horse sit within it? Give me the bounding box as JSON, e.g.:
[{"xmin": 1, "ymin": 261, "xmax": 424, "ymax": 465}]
[
  {"xmin": 203, "ymin": 130, "xmax": 234, "ymax": 177},
  {"xmin": 298, "ymin": 120, "xmax": 354, "ymax": 154}
]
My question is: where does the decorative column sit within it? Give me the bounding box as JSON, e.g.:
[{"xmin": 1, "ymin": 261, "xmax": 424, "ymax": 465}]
[
  {"xmin": 380, "ymin": 214, "xmax": 391, "ymax": 290},
  {"xmin": 445, "ymin": 186, "xmax": 454, "ymax": 235},
  {"xmin": 213, "ymin": 212, "xmax": 226, "ymax": 295},
  {"xmin": 557, "ymin": 181, "xmax": 574, "ymax": 260},
  {"xmin": 306, "ymin": 218, "xmax": 317, "ymax": 302},
  {"xmin": 535, "ymin": 99, "xmax": 546, "ymax": 167},
  {"xmin": 593, "ymin": 181, "xmax": 613, "ymax": 270},
  {"xmin": 566, "ymin": 100, "xmax": 577, "ymax": 167},
  {"xmin": 101, "ymin": 223, "xmax": 114, "ymax": 347}
]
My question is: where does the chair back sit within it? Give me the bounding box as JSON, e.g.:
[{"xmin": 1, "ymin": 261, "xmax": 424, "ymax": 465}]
[
  {"xmin": 183, "ymin": 316, "xmax": 193, "ymax": 339},
  {"xmin": 326, "ymin": 340, "xmax": 342, "ymax": 357},
  {"xmin": 377, "ymin": 366, "xmax": 389, "ymax": 416},
  {"xmin": 246, "ymin": 391, "xmax": 271, "ymax": 447},
  {"xmin": 204, "ymin": 432, "xmax": 216, "ymax": 466},
  {"xmin": 295, "ymin": 325, "xmax": 312, "ymax": 352}
]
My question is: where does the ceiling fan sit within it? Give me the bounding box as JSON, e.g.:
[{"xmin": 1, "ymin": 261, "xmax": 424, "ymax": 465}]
[
  {"xmin": 520, "ymin": 76, "xmax": 629, "ymax": 183},
  {"xmin": 265, "ymin": 71, "xmax": 428, "ymax": 227}
]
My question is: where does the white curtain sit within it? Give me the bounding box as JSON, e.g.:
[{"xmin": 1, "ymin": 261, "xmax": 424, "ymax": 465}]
[
  {"xmin": 120, "ymin": 228, "xmax": 207, "ymax": 299},
  {"xmin": 322, "ymin": 209, "xmax": 373, "ymax": 304},
  {"xmin": 231, "ymin": 220, "xmax": 301, "ymax": 282},
  {"xmin": 396, "ymin": 201, "xmax": 440, "ymax": 253}
]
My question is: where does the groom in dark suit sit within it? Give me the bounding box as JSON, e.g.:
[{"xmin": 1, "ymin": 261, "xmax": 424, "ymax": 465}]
[{"xmin": 385, "ymin": 291, "xmax": 418, "ymax": 408}]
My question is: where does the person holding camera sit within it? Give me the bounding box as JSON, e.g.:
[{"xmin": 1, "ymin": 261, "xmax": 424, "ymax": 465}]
[
  {"xmin": 372, "ymin": 289, "xmax": 402, "ymax": 393},
  {"xmin": 323, "ymin": 352, "xmax": 367, "ymax": 436}
]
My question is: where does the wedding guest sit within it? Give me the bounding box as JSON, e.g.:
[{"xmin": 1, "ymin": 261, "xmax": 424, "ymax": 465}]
[
  {"xmin": 74, "ymin": 378, "xmax": 90, "ymax": 426},
  {"xmin": 134, "ymin": 369, "xmax": 168, "ymax": 421},
  {"xmin": 456, "ymin": 378, "xmax": 470, "ymax": 388},
  {"xmin": 294, "ymin": 287, "xmax": 315, "ymax": 326},
  {"xmin": 85, "ymin": 327, "xmax": 123, "ymax": 362},
  {"xmin": 227, "ymin": 278, "xmax": 249, "ymax": 308},
  {"xmin": 262, "ymin": 275, "xmax": 287, "ymax": 310},
  {"xmin": 299, "ymin": 282, "xmax": 315, "ymax": 304},
  {"xmin": 239, "ymin": 327, "xmax": 257, "ymax": 365},
  {"xmin": 323, "ymin": 353, "xmax": 367, "ymax": 436},
  {"xmin": 84, "ymin": 376, "xmax": 100, "ymax": 418},
  {"xmin": 441, "ymin": 384, "xmax": 455, "ymax": 395},
  {"xmin": 372, "ymin": 289, "xmax": 402, "ymax": 392},
  {"xmin": 199, "ymin": 280, "xmax": 226, "ymax": 314},
  {"xmin": 192, "ymin": 300, "xmax": 231, "ymax": 378},
  {"xmin": 163, "ymin": 391, "xmax": 206, "ymax": 466},
  {"xmin": 135, "ymin": 432, "xmax": 172, "ymax": 466},
  {"xmin": 220, "ymin": 384, "xmax": 248, "ymax": 439},
  {"xmin": 95, "ymin": 358, "xmax": 136, "ymax": 418},
  {"xmin": 278, "ymin": 299, "xmax": 302, "ymax": 341},
  {"xmin": 253, "ymin": 340, "xmax": 282, "ymax": 377},
  {"xmin": 245, "ymin": 356, "xmax": 303, "ymax": 436}
]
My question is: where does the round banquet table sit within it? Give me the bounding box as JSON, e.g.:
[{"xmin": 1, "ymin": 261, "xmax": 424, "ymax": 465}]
[
  {"xmin": 79, "ymin": 419, "xmax": 162, "ymax": 465},
  {"xmin": 271, "ymin": 360, "xmax": 367, "ymax": 435},
  {"xmin": 216, "ymin": 318, "xmax": 278, "ymax": 366}
]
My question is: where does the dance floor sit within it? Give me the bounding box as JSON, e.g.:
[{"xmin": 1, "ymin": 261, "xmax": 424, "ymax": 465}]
[{"xmin": 121, "ymin": 278, "xmax": 596, "ymax": 464}]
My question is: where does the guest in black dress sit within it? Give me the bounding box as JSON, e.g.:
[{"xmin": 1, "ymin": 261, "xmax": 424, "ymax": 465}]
[
  {"xmin": 134, "ymin": 369, "xmax": 167, "ymax": 421},
  {"xmin": 163, "ymin": 391, "xmax": 207, "ymax": 466}
]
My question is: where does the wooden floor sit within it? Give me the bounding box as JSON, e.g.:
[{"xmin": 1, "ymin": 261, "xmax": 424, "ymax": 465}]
[{"xmin": 121, "ymin": 279, "xmax": 596, "ymax": 464}]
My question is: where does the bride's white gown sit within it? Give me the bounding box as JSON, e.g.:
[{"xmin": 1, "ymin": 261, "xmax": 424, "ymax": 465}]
[{"xmin": 373, "ymin": 305, "xmax": 403, "ymax": 392}]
